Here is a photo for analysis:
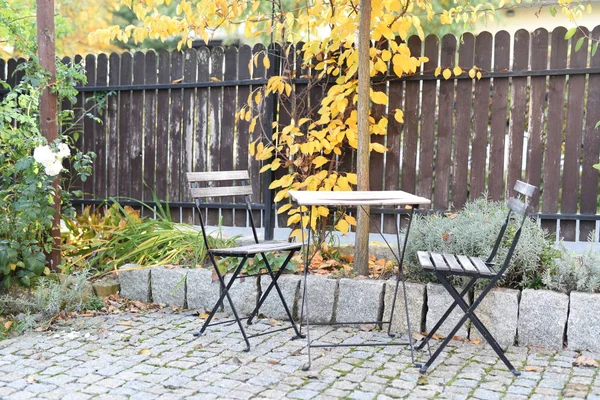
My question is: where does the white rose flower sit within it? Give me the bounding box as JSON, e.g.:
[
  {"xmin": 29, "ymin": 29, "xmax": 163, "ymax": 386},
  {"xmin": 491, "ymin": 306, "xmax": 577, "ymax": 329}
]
[
  {"xmin": 44, "ymin": 160, "xmax": 63, "ymax": 176},
  {"xmin": 33, "ymin": 145, "xmax": 55, "ymax": 165},
  {"xmin": 56, "ymin": 143, "xmax": 71, "ymax": 159}
]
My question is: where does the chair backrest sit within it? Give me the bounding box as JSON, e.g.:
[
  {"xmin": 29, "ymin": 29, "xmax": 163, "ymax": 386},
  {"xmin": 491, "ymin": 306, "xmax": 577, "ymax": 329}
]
[
  {"xmin": 186, "ymin": 170, "xmax": 260, "ymax": 246},
  {"xmin": 486, "ymin": 180, "xmax": 537, "ymax": 273}
]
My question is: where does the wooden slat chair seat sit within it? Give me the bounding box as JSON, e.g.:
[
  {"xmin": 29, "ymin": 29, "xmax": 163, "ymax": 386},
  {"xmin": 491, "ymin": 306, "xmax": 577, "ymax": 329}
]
[
  {"xmin": 415, "ymin": 180, "xmax": 537, "ymax": 377},
  {"xmin": 418, "ymin": 252, "xmax": 496, "ymax": 277},
  {"xmin": 186, "ymin": 170, "xmax": 302, "ymax": 351}
]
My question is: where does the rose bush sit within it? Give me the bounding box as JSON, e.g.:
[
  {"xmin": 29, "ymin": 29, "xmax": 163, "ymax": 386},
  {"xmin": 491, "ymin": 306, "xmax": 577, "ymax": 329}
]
[{"xmin": 0, "ymin": 60, "xmax": 95, "ymax": 288}]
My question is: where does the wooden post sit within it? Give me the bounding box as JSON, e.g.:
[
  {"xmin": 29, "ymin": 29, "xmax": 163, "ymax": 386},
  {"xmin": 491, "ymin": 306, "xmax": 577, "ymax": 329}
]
[
  {"xmin": 353, "ymin": 0, "xmax": 372, "ymax": 276},
  {"xmin": 36, "ymin": 0, "xmax": 61, "ymax": 270}
]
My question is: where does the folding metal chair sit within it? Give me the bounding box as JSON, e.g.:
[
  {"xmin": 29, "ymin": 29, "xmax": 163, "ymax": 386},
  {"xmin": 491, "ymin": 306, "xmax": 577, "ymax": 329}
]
[
  {"xmin": 415, "ymin": 180, "xmax": 537, "ymax": 376},
  {"xmin": 186, "ymin": 170, "xmax": 303, "ymax": 351}
]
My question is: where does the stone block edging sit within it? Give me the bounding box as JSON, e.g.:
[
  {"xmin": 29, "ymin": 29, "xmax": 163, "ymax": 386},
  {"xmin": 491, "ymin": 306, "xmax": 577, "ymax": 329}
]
[{"xmin": 117, "ymin": 265, "xmax": 599, "ymax": 352}]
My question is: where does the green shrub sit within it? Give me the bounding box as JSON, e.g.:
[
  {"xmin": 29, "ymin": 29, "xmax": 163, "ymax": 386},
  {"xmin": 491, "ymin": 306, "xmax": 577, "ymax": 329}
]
[
  {"xmin": 403, "ymin": 197, "xmax": 556, "ymax": 289},
  {"xmin": 542, "ymin": 241, "xmax": 600, "ymax": 294}
]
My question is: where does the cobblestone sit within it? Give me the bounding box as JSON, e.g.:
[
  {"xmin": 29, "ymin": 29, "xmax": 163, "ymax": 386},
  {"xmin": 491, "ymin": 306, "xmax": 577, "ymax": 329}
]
[{"xmin": 0, "ymin": 308, "xmax": 596, "ymax": 399}]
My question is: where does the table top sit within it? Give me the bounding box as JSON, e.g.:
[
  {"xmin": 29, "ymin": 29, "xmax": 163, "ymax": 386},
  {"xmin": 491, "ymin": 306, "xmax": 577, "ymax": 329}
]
[{"xmin": 288, "ymin": 190, "xmax": 431, "ymax": 206}]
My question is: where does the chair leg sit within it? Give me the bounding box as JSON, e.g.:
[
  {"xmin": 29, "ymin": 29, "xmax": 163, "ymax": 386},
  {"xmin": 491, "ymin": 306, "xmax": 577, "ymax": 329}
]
[
  {"xmin": 248, "ymin": 251, "xmax": 303, "ymax": 339},
  {"xmin": 434, "ymin": 274, "xmax": 520, "ymax": 376},
  {"xmin": 415, "ymin": 277, "xmax": 477, "ymax": 350},
  {"xmin": 195, "ymin": 256, "xmax": 252, "ymax": 352}
]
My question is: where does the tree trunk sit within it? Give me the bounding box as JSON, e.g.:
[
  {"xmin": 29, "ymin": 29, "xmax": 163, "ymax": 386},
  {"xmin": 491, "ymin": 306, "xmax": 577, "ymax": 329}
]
[
  {"xmin": 37, "ymin": 0, "xmax": 61, "ymax": 271},
  {"xmin": 353, "ymin": 0, "xmax": 372, "ymax": 276}
]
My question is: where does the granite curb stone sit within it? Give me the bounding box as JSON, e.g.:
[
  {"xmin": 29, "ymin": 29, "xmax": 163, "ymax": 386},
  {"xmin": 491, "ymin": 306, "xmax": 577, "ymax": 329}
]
[
  {"xmin": 298, "ymin": 275, "xmax": 338, "ymax": 323},
  {"xmin": 336, "ymin": 278, "xmax": 384, "ymax": 324},
  {"xmin": 150, "ymin": 266, "xmax": 187, "ymax": 307},
  {"xmin": 118, "ymin": 264, "xmax": 151, "ymax": 302},
  {"xmin": 425, "ymin": 283, "xmax": 469, "ymax": 339},
  {"xmin": 567, "ymin": 291, "xmax": 600, "ymax": 352},
  {"xmin": 223, "ymin": 275, "xmax": 259, "ymax": 316},
  {"xmin": 383, "ymin": 281, "xmax": 426, "ymax": 335},
  {"xmin": 259, "ymin": 274, "xmax": 301, "ymax": 320},
  {"xmin": 470, "ymin": 288, "xmax": 519, "ymax": 348},
  {"xmin": 186, "ymin": 268, "xmax": 221, "ymax": 312},
  {"xmin": 518, "ymin": 288, "xmax": 569, "ymax": 348}
]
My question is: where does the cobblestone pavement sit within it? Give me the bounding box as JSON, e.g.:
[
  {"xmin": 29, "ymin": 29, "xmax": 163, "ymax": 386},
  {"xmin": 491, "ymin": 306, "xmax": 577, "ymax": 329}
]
[{"xmin": 0, "ymin": 309, "xmax": 598, "ymax": 400}]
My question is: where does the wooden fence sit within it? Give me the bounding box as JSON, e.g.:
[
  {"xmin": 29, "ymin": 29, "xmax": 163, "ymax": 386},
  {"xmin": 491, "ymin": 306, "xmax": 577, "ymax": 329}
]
[{"xmin": 2, "ymin": 26, "xmax": 600, "ymax": 241}]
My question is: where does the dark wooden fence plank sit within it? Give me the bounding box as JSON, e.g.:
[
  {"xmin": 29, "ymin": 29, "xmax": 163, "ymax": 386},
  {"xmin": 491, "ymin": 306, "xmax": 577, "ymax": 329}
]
[
  {"xmin": 507, "ymin": 29, "xmax": 529, "ymax": 198},
  {"xmin": 72, "ymin": 55, "xmax": 85, "ymax": 196},
  {"xmin": 235, "ymin": 45, "xmax": 252, "ymax": 227},
  {"xmin": 488, "ymin": 31, "xmax": 510, "ymax": 201},
  {"xmin": 221, "ymin": 46, "xmax": 238, "ymax": 226},
  {"xmin": 94, "ymin": 54, "xmax": 108, "ymax": 200},
  {"xmin": 82, "ymin": 54, "xmax": 96, "ymax": 199},
  {"xmin": 401, "ymin": 36, "xmax": 421, "ymax": 195},
  {"xmin": 169, "ymin": 51, "xmax": 184, "ymax": 221},
  {"xmin": 181, "ymin": 48, "xmax": 198, "ymax": 223},
  {"xmin": 155, "ymin": 50, "xmax": 171, "ymax": 201},
  {"xmin": 433, "ymin": 34, "xmax": 456, "ymax": 210},
  {"xmin": 452, "ymin": 32, "xmax": 474, "ymax": 209},
  {"xmin": 194, "ymin": 47, "xmax": 210, "ymax": 174},
  {"xmin": 542, "ymin": 27, "xmax": 568, "ymax": 217},
  {"xmin": 526, "ymin": 28, "xmax": 549, "ymax": 211},
  {"xmin": 417, "ymin": 35, "xmax": 439, "ymax": 207},
  {"xmin": 251, "ymin": 43, "xmax": 267, "ymax": 223},
  {"xmin": 561, "ymin": 29, "xmax": 588, "ymax": 240},
  {"xmin": 580, "ymin": 26, "xmax": 600, "ymax": 238},
  {"xmin": 142, "ymin": 51, "xmax": 157, "ymax": 203},
  {"xmin": 130, "ymin": 52, "xmax": 145, "ymax": 205},
  {"xmin": 118, "ymin": 52, "xmax": 133, "ymax": 199},
  {"xmin": 107, "ymin": 53, "xmax": 120, "ymax": 198},
  {"xmin": 0, "ymin": 58, "xmax": 5, "ymax": 83},
  {"xmin": 6, "ymin": 58, "xmax": 17, "ymax": 88},
  {"xmin": 470, "ymin": 32, "xmax": 493, "ymax": 201},
  {"xmin": 207, "ymin": 47, "xmax": 224, "ymax": 225}
]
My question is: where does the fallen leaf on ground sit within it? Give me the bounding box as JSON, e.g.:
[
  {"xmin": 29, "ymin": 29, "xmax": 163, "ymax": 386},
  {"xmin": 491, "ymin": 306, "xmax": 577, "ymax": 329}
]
[
  {"xmin": 116, "ymin": 321, "xmax": 133, "ymax": 327},
  {"xmin": 573, "ymin": 356, "xmax": 599, "ymax": 368},
  {"xmin": 4, "ymin": 321, "xmax": 12, "ymax": 330},
  {"xmin": 138, "ymin": 349, "xmax": 151, "ymax": 355},
  {"xmin": 359, "ymin": 324, "xmax": 375, "ymax": 332},
  {"xmin": 471, "ymin": 339, "xmax": 481, "ymax": 345},
  {"xmin": 417, "ymin": 375, "xmax": 428, "ymax": 385},
  {"xmin": 195, "ymin": 344, "xmax": 203, "ymax": 349},
  {"xmin": 198, "ymin": 313, "xmax": 209, "ymax": 319},
  {"xmin": 524, "ymin": 366, "xmax": 540, "ymax": 372},
  {"xmin": 269, "ymin": 318, "xmax": 283, "ymax": 326},
  {"xmin": 267, "ymin": 360, "xmax": 279, "ymax": 365},
  {"xmin": 78, "ymin": 312, "xmax": 94, "ymax": 317}
]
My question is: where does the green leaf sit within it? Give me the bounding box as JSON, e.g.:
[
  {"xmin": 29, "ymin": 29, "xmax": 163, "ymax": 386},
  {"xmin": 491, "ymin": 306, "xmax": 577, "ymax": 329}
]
[
  {"xmin": 595, "ymin": 121, "xmax": 600, "ymax": 129},
  {"xmin": 549, "ymin": 5, "xmax": 557, "ymax": 16},
  {"xmin": 593, "ymin": 163, "xmax": 600, "ymax": 171},
  {"xmin": 593, "ymin": 42, "xmax": 599, "ymax": 57},
  {"xmin": 575, "ymin": 37, "xmax": 585, "ymax": 52},
  {"xmin": 20, "ymin": 276, "xmax": 31, "ymax": 287},
  {"xmin": 565, "ymin": 27, "xmax": 578, "ymax": 40}
]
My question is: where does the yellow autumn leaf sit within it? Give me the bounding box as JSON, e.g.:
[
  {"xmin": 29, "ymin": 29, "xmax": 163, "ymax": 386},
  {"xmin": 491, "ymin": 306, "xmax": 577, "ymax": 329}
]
[
  {"xmin": 370, "ymin": 142, "xmax": 387, "ymax": 153},
  {"xmin": 249, "ymin": 117, "xmax": 257, "ymax": 133},
  {"xmin": 370, "ymin": 90, "xmax": 388, "ymax": 105},
  {"xmin": 274, "ymin": 189, "xmax": 288, "ymax": 203},
  {"xmin": 346, "ymin": 173, "xmax": 358, "ymax": 184},
  {"xmin": 344, "ymin": 214, "xmax": 357, "ymax": 225},
  {"xmin": 394, "ymin": 109, "xmax": 404, "ymax": 123},
  {"xmin": 477, "ymin": 71, "xmax": 483, "ymax": 80},
  {"xmin": 287, "ymin": 213, "xmax": 302, "ymax": 227},
  {"xmin": 290, "ymin": 229, "xmax": 303, "ymax": 239},
  {"xmin": 312, "ymin": 155, "xmax": 329, "ymax": 168},
  {"xmin": 336, "ymin": 219, "xmax": 349, "ymax": 234},
  {"xmin": 434, "ymin": 66, "xmax": 442, "ymax": 77},
  {"xmin": 260, "ymin": 164, "xmax": 272, "ymax": 173},
  {"xmin": 469, "ymin": 68, "xmax": 476, "ymax": 79},
  {"xmin": 453, "ymin": 66, "xmax": 463, "ymax": 76},
  {"xmin": 263, "ymin": 56, "xmax": 271, "ymax": 70},
  {"xmin": 277, "ymin": 203, "xmax": 293, "ymax": 213},
  {"xmin": 442, "ymin": 68, "xmax": 452, "ymax": 80}
]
